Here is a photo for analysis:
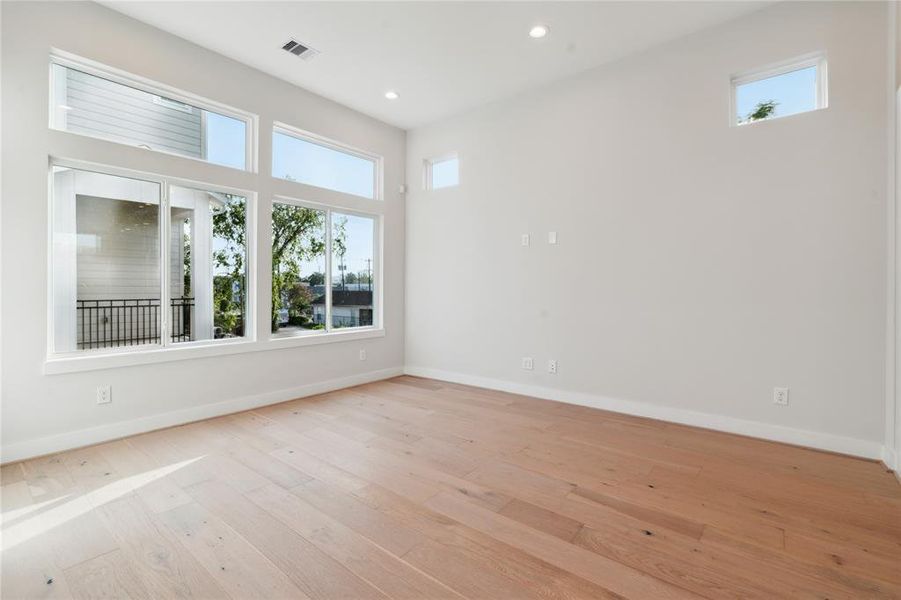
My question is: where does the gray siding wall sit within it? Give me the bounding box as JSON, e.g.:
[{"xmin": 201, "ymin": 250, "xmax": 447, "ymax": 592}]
[
  {"xmin": 76, "ymin": 196, "xmax": 160, "ymax": 301},
  {"xmin": 74, "ymin": 196, "xmax": 186, "ymax": 346},
  {"xmin": 65, "ymin": 68, "xmax": 203, "ymax": 158}
]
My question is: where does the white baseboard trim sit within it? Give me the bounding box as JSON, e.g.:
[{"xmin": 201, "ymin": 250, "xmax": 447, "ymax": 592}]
[
  {"xmin": 1, "ymin": 367, "xmax": 404, "ymax": 464},
  {"xmin": 404, "ymin": 365, "xmax": 885, "ymax": 461},
  {"xmin": 883, "ymin": 446, "xmax": 899, "ymax": 472}
]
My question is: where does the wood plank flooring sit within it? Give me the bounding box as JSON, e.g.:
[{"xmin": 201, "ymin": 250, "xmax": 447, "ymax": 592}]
[{"xmin": 2, "ymin": 375, "xmax": 899, "ymax": 599}]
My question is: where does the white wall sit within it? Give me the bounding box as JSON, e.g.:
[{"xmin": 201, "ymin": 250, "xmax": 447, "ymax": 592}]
[
  {"xmin": 893, "ymin": 3, "xmax": 901, "ymax": 475},
  {"xmin": 1, "ymin": 1, "xmax": 405, "ymax": 461},
  {"xmin": 406, "ymin": 1, "xmax": 891, "ymax": 457},
  {"xmin": 892, "ymin": 1, "xmax": 901, "ymax": 471}
]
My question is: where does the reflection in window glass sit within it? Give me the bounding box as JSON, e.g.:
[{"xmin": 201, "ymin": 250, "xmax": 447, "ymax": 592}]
[
  {"xmin": 272, "ymin": 130, "xmax": 376, "ymax": 199},
  {"xmin": 734, "ymin": 65, "xmax": 819, "ymax": 125},
  {"xmin": 429, "ymin": 156, "xmax": 459, "ymax": 189},
  {"xmin": 51, "ymin": 167, "xmax": 161, "ymax": 353},
  {"xmin": 271, "ymin": 203, "xmax": 327, "ymax": 336},
  {"xmin": 51, "ymin": 64, "xmax": 247, "ymax": 169},
  {"xmin": 170, "ymin": 186, "xmax": 247, "ymax": 343},
  {"xmin": 330, "ymin": 213, "xmax": 375, "ymax": 329}
]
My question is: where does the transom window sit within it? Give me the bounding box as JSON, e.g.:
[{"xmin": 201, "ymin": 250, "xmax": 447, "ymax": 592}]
[
  {"xmin": 272, "ymin": 124, "xmax": 379, "ymax": 199},
  {"xmin": 50, "ymin": 56, "xmax": 253, "ymax": 170},
  {"xmin": 731, "ymin": 53, "xmax": 827, "ymax": 126}
]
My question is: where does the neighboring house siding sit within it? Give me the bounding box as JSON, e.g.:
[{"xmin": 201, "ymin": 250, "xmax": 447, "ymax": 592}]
[
  {"xmin": 75, "ymin": 195, "xmax": 185, "ymax": 346},
  {"xmin": 76, "ymin": 195, "xmax": 161, "ymax": 301},
  {"xmin": 65, "ymin": 68, "xmax": 203, "ymax": 158}
]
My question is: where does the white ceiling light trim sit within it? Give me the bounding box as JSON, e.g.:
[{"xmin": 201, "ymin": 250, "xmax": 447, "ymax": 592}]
[{"xmin": 529, "ymin": 24, "xmax": 549, "ymax": 39}]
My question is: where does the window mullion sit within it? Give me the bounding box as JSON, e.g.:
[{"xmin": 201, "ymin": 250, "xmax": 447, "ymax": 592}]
[
  {"xmin": 160, "ymin": 182, "xmax": 171, "ymax": 347},
  {"xmin": 324, "ymin": 209, "xmax": 333, "ymax": 332}
]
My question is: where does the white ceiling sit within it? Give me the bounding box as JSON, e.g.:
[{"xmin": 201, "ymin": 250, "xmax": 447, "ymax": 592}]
[{"xmin": 103, "ymin": 1, "xmax": 769, "ymax": 130}]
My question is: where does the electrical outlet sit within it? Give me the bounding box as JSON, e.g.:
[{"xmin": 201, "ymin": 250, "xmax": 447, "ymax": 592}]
[
  {"xmin": 773, "ymin": 387, "xmax": 789, "ymax": 406},
  {"xmin": 96, "ymin": 385, "xmax": 112, "ymax": 405},
  {"xmin": 359, "ymin": 349, "xmax": 367, "ymax": 361},
  {"xmin": 521, "ymin": 357, "xmax": 534, "ymax": 370},
  {"xmin": 548, "ymin": 231, "xmax": 557, "ymax": 245},
  {"xmin": 548, "ymin": 360, "xmax": 558, "ymax": 374},
  {"xmin": 521, "ymin": 234, "xmax": 530, "ymax": 247}
]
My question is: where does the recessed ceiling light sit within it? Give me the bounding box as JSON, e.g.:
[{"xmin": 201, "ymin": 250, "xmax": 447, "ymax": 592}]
[
  {"xmin": 529, "ymin": 25, "xmax": 549, "ymax": 39},
  {"xmin": 385, "ymin": 90, "xmax": 399, "ymax": 100}
]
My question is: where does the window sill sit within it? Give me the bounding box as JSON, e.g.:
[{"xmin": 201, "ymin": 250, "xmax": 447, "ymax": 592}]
[
  {"xmin": 266, "ymin": 326, "xmax": 383, "ymax": 349},
  {"xmin": 44, "ymin": 327, "xmax": 385, "ymax": 375}
]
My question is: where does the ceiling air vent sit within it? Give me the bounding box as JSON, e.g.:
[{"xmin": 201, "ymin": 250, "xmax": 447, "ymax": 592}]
[{"xmin": 282, "ymin": 39, "xmax": 320, "ymax": 61}]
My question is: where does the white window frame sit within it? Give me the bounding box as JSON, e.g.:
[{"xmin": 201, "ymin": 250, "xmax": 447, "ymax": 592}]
[
  {"xmin": 423, "ymin": 152, "xmax": 459, "ymax": 190},
  {"xmin": 43, "ymin": 54, "xmax": 388, "ymax": 375},
  {"xmin": 730, "ymin": 51, "xmax": 828, "ymax": 127},
  {"xmin": 268, "ymin": 195, "xmax": 381, "ymax": 343},
  {"xmin": 49, "ymin": 50, "xmax": 258, "ymax": 172},
  {"xmin": 47, "ymin": 157, "xmax": 258, "ymax": 360},
  {"xmin": 272, "ymin": 121, "xmax": 383, "ymax": 201}
]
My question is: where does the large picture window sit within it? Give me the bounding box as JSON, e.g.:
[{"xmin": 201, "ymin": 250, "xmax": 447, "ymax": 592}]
[
  {"xmin": 271, "ymin": 200, "xmax": 378, "ymax": 338},
  {"xmin": 50, "ymin": 164, "xmax": 251, "ymax": 355}
]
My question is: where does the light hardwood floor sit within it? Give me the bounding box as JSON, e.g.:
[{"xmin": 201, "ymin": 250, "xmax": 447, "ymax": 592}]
[{"xmin": 2, "ymin": 376, "xmax": 900, "ymax": 599}]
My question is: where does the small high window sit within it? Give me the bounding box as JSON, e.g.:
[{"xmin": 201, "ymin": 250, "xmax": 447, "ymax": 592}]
[
  {"xmin": 731, "ymin": 53, "xmax": 827, "ymax": 126},
  {"xmin": 425, "ymin": 154, "xmax": 459, "ymax": 190}
]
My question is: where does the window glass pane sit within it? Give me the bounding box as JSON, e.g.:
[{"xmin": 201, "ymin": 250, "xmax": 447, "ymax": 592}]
[
  {"xmin": 331, "ymin": 213, "xmax": 375, "ymax": 329},
  {"xmin": 272, "ymin": 203, "xmax": 327, "ymax": 336},
  {"xmin": 431, "ymin": 156, "xmax": 459, "ymax": 189},
  {"xmin": 51, "ymin": 167, "xmax": 161, "ymax": 352},
  {"xmin": 272, "ymin": 130, "xmax": 376, "ymax": 199},
  {"xmin": 735, "ymin": 65, "xmax": 818, "ymax": 125},
  {"xmin": 51, "ymin": 64, "xmax": 247, "ymax": 169},
  {"xmin": 170, "ymin": 186, "xmax": 247, "ymax": 343}
]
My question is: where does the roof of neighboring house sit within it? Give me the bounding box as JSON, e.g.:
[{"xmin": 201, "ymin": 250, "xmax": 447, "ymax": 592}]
[{"xmin": 312, "ymin": 290, "xmax": 373, "ymax": 306}]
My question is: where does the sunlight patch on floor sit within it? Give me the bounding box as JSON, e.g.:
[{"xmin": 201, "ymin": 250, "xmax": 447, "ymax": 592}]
[
  {"xmin": 0, "ymin": 456, "xmax": 204, "ymax": 552},
  {"xmin": 0, "ymin": 495, "xmax": 70, "ymax": 528}
]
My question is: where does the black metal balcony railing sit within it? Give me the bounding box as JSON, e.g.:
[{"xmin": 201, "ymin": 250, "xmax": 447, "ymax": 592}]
[{"xmin": 76, "ymin": 298, "xmax": 194, "ymax": 350}]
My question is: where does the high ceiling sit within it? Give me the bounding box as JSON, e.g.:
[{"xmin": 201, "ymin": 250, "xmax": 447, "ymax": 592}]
[{"xmin": 103, "ymin": 1, "xmax": 769, "ymax": 130}]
